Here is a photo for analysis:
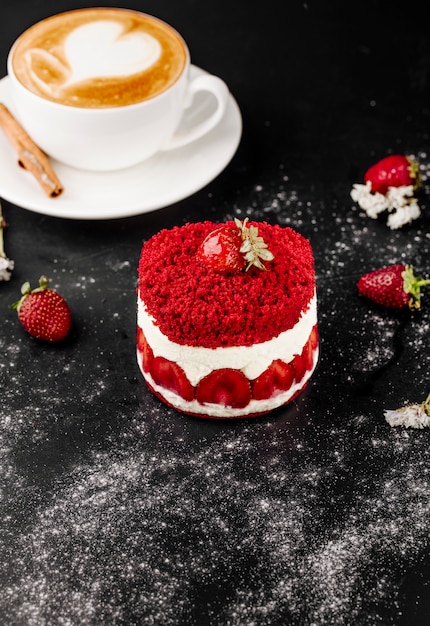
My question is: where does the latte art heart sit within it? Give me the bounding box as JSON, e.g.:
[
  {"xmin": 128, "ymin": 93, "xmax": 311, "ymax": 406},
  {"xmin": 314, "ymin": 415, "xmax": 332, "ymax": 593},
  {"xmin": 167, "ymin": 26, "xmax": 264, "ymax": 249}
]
[
  {"xmin": 11, "ymin": 8, "xmax": 187, "ymax": 108},
  {"xmin": 24, "ymin": 21, "xmax": 161, "ymax": 98},
  {"xmin": 64, "ymin": 21, "xmax": 161, "ymax": 84}
]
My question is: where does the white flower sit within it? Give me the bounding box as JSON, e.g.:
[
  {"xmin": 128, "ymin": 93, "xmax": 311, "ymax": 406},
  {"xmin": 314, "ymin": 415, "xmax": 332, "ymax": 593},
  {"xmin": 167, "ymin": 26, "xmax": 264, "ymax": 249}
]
[
  {"xmin": 386, "ymin": 200, "xmax": 421, "ymax": 230},
  {"xmin": 350, "ymin": 181, "xmax": 421, "ymax": 229},
  {"xmin": 350, "ymin": 182, "xmax": 388, "ymax": 217},
  {"xmin": 0, "ymin": 255, "xmax": 14, "ymax": 281},
  {"xmin": 386, "ymin": 184, "xmax": 414, "ymax": 208},
  {"xmin": 384, "ymin": 393, "xmax": 430, "ymax": 428}
]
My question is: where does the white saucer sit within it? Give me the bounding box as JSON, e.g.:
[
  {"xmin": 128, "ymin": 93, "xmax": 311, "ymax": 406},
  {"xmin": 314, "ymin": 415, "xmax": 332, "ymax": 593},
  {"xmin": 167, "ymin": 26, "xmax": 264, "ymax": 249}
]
[{"xmin": 0, "ymin": 66, "xmax": 242, "ymax": 220}]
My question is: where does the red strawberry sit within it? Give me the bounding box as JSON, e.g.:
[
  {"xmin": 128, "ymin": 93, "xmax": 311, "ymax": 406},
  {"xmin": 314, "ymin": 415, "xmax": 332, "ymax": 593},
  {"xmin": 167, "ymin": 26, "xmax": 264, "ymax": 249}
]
[
  {"xmin": 196, "ymin": 218, "xmax": 274, "ymax": 274},
  {"xmin": 292, "ymin": 336, "xmax": 315, "ymax": 381},
  {"xmin": 252, "ymin": 360, "xmax": 294, "ymax": 400},
  {"xmin": 196, "ymin": 224, "xmax": 245, "ymax": 274},
  {"xmin": 149, "ymin": 356, "xmax": 194, "ymax": 402},
  {"xmin": 137, "ymin": 326, "xmax": 154, "ymax": 372},
  {"xmin": 364, "ymin": 155, "xmax": 420, "ymax": 195},
  {"xmin": 357, "ymin": 264, "xmax": 430, "ymax": 310},
  {"xmin": 11, "ymin": 275, "xmax": 71, "ymax": 342},
  {"xmin": 196, "ymin": 368, "xmax": 251, "ymax": 408},
  {"xmin": 309, "ymin": 324, "xmax": 319, "ymax": 351}
]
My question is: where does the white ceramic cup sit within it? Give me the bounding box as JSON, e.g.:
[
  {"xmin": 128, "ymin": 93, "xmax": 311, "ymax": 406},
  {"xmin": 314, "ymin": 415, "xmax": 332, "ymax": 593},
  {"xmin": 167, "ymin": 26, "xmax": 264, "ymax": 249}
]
[{"xmin": 7, "ymin": 8, "xmax": 229, "ymax": 171}]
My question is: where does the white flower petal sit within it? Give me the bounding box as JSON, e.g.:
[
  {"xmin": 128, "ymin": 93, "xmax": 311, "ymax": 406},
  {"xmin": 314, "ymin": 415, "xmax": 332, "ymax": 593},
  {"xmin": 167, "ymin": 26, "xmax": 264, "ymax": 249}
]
[
  {"xmin": 0, "ymin": 256, "xmax": 14, "ymax": 280},
  {"xmin": 384, "ymin": 405, "xmax": 430, "ymax": 428},
  {"xmin": 386, "ymin": 184, "xmax": 414, "ymax": 208},
  {"xmin": 386, "ymin": 202, "xmax": 421, "ymax": 229},
  {"xmin": 350, "ymin": 182, "xmax": 388, "ymax": 217}
]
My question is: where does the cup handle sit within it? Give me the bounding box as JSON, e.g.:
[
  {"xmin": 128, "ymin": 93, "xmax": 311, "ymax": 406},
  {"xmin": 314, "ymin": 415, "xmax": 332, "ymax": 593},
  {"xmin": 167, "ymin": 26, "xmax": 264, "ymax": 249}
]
[{"xmin": 162, "ymin": 74, "xmax": 229, "ymax": 151}]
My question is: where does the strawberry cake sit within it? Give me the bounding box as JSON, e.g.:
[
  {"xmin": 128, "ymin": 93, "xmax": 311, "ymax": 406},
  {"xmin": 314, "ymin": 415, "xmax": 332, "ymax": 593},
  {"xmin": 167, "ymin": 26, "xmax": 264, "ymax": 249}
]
[{"xmin": 137, "ymin": 219, "xmax": 318, "ymax": 418}]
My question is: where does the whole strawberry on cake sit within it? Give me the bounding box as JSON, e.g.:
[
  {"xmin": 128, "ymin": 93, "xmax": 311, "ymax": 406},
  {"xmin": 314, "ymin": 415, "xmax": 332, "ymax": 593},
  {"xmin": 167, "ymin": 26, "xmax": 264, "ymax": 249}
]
[{"xmin": 137, "ymin": 218, "xmax": 318, "ymax": 418}]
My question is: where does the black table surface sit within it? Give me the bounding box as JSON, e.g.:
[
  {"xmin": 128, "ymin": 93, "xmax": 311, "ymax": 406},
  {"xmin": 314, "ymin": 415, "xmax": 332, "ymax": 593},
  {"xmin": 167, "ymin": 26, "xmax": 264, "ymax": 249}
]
[{"xmin": 1, "ymin": 1, "xmax": 430, "ymax": 624}]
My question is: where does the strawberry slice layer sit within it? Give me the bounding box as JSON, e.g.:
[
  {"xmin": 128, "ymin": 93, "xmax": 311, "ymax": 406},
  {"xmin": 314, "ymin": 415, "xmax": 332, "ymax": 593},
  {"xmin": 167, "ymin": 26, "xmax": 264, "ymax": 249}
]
[
  {"xmin": 309, "ymin": 324, "xmax": 319, "ymax": 351},
  {"xmin": 150, "ymin": 356, "xmax": 194, "ymax": 402},
  {"xmin": 252, "ymin": 359, "xmax": 294, "ymax": 400},
  {"xmin": 137, "ymin": 326, "xmax": 154, "ymax": 373},
  {"xmin": 196, "ymin": 368, "xmax": 251, "ymax": 408},
  {"xmin": 291, "ymin": 334, "xmax": 315, "ymax": 381},
  {"xmin": 139, "ymin": 324, "xmax": 319, "ymax": 412}
]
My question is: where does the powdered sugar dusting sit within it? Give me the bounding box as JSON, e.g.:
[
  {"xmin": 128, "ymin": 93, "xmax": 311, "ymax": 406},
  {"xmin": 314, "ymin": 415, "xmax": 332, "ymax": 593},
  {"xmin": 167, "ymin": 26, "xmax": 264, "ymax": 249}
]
[
  {"xmin": 1, "ymin": 408, "xmax": 429, "ymax": 625},
  {"xmin": 2, "ymin": 150, "xmax": 430, "ymax": 623}
]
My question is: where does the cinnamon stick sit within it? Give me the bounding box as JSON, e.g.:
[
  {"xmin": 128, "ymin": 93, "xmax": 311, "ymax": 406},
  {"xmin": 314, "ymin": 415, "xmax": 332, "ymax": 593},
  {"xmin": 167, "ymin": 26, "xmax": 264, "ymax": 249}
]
[{"xmin": 0, "ymin": 102, "xmax": 63, "ymax": 198}]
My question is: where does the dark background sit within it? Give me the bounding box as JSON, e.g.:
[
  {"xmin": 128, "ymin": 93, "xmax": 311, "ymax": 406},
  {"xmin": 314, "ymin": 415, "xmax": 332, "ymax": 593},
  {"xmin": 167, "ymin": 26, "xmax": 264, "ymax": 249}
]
[{"xmin": 1, "ymin": 1, "xmax": 430, "ymax": 624}]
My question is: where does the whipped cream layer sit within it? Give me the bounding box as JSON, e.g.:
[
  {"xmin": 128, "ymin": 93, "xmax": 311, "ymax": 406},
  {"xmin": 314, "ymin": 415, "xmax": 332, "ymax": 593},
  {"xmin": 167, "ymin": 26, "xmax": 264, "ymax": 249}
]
[{"xmin": 137, "ymin": 292, "xmax": 317, "ymax": 386}]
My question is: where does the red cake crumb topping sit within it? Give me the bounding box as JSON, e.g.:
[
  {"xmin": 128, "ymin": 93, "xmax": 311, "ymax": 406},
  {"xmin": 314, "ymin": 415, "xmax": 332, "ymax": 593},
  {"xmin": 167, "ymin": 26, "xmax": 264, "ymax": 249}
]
[{"xmin": 138, "ymin": 221, "xmax": 315, "ymax": 348}]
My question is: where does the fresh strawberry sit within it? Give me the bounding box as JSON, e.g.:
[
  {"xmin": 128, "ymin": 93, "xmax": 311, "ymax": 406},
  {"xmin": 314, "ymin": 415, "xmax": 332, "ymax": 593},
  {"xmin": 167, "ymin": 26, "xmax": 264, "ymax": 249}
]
[
  {"xmin": 149, "ymin": 356, "xmax": 194, "ymax": 401},
  {"xmin": 309, "ymin": 324, "xmax": 319, "ymax": 351},
  {"xmin": 196, "ymin": 368, "xmax": 251, "ymax": 408},
  {"xmin": 196, "ymin": 218, "xmax": 274, "ymax": 274},
  {"xmin": 11, "ymin": 275, "xmax": 71, "ymax": 342},
  {"xmin": 357, "ymin": 264, "xmax": 430, "ymax": 310},
  {"xmin": 292, "ymin": 336, "xmax": 315, "ymax": 381},
  {"xmin": 364, "ymin": 155, "xmax": 420, "ymax": 195},
  {"xmin": 252, "ymin": 360, "xmax": 294, "ymax": 400},
  {"xmin": 137, "ymin": 326, "xmax": 154, "ymax": 372},
  {"xmin": 196, "ymin": 224, "xmax": 245, "ymax": 274}
]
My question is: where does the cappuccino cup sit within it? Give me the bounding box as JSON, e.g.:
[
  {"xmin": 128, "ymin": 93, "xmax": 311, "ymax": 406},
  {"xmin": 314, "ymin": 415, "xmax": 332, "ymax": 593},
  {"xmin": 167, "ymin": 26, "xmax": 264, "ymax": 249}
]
[{"xmin": 7, "ymin": 8, "xmax": 229, "ymax": 171}]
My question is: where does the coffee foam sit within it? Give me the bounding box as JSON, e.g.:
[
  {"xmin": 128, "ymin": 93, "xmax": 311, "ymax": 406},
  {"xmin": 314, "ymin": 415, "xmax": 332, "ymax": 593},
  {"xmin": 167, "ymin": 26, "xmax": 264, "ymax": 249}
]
[
  {"xmin": 62, "ymin": 21, "xmax": 160, "ymax": 83},
  {"xmin": 11, "ymin": 9, "xmax": 187, "ymax": 108}
]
